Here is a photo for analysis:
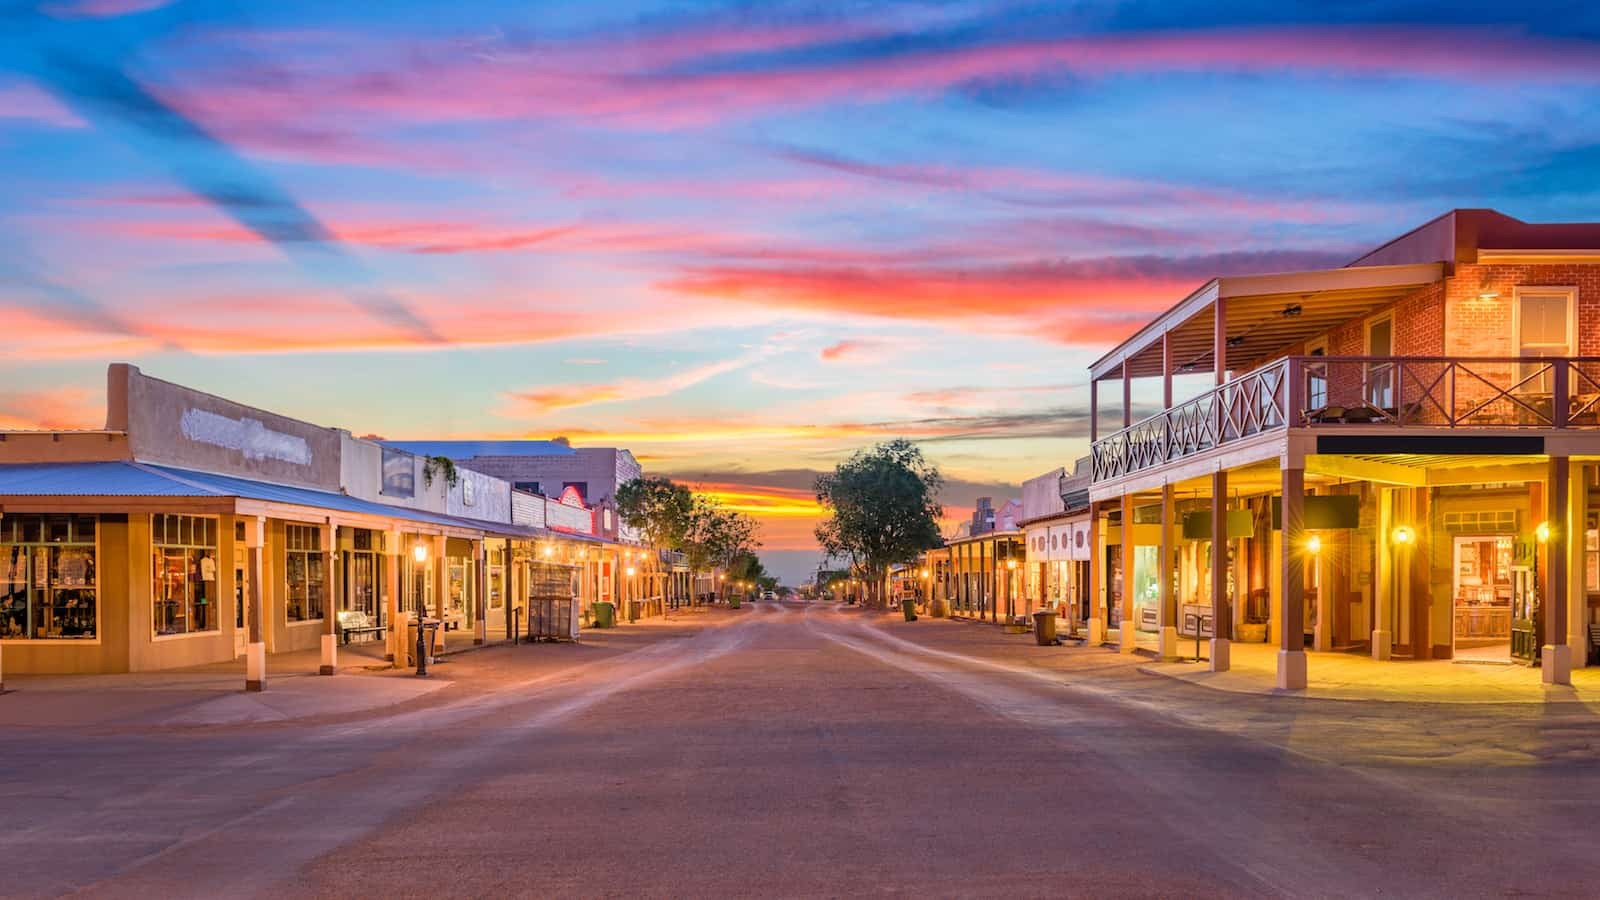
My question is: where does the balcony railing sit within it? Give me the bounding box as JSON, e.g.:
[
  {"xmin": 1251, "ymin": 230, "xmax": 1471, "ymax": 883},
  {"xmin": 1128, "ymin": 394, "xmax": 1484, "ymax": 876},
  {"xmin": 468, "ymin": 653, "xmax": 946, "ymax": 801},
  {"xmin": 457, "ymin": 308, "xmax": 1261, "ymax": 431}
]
[{"xmin": 1092, "ymin": 356, "xmax": 1600, "ymax": 482}]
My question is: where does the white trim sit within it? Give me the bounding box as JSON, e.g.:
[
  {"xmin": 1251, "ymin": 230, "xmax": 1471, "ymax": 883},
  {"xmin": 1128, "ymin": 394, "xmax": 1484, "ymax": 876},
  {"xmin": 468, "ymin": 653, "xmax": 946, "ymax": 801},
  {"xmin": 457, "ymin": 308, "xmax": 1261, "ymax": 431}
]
[{"xmin": 1511, "ymin": 285, "xmax": 1579, "ymax": 358}]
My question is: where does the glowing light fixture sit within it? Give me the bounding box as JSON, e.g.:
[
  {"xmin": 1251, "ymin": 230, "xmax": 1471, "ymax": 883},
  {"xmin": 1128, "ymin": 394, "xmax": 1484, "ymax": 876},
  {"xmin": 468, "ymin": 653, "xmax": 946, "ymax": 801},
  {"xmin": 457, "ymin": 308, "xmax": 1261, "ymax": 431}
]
[
  {"xmin": 1391, "ymin": 525, "xmax": 1415, "ymax": 546},
  {"xmin": 1536, "ymin": 521, "xmax": 1552, "ymax": 543},
  {"xmin": 1307, "ymin": 534, "xmax": 1322, "ymax": 555},
  {"xmin": 413, "ymin": 543, "xmax": 428, "ymax": 563},
  {"xmin": 543, "ymin": 544, "xmax": 554, "ymax": 558},
  {"xmin": 919, "ymin": 568, "xmax": 929, "ymax": 579},
  {"xmin": 625, "ymin": 566, "xmax": 636, "ymax": 577},
  {"xmin": 1005, "ymin": 558, "xmax": 1018, "ymax": 570}
]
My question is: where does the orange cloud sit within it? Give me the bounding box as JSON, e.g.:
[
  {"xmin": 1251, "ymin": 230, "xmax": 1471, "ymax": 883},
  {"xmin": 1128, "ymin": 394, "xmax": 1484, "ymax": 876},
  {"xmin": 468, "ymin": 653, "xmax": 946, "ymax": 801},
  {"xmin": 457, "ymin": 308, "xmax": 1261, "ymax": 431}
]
[{"xmin": 0, "ymin": 386, "xmax": 102, "ymax": 430}]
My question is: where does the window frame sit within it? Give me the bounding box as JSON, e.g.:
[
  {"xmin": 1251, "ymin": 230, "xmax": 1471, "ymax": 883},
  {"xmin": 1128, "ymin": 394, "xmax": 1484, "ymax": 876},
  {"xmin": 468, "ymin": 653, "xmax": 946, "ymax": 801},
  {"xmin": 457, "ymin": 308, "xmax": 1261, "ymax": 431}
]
[
  {"xmin": 1, "ymin": 514, "xmax": 101, "ymax": 644},
  {"xmin": 283, "ymin": 523, "xmax": 327, "ymax": 624},
  {"xmin": 151, "ymin": 514, "xmax": 222, "ymax": 639}
]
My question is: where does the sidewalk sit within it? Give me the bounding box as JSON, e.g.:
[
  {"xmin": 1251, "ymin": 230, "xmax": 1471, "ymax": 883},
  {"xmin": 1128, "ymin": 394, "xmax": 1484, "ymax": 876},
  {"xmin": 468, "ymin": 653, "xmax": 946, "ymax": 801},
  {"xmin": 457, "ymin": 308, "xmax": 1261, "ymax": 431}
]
[{"xmin": 1140, "ymin": 640, "xmax": 1600, "ymax": 704}]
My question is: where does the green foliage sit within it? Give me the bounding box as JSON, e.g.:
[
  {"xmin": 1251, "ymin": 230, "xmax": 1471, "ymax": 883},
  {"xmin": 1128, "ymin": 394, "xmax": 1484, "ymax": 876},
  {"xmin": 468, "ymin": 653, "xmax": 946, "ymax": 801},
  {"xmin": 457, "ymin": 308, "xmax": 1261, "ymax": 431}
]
[
  {"xmin": 615, "ymin": 476, "xmax": 693, "ymax": 552},
  {"xmin": 421, "ymin": 455, "xmax": 459, "ymax": 489},
  {"xmin": 814, "ymin": 439, "xmax": 944, "ymax": 605}
]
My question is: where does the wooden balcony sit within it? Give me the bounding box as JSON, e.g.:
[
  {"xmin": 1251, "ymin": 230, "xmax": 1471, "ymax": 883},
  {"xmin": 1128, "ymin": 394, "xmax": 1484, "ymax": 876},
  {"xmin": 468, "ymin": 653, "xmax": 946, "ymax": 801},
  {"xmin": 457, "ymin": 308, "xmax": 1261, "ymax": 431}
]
[{"xmin": 1091, "ymin": 356, "xmax": 1600, "ymax": 482}]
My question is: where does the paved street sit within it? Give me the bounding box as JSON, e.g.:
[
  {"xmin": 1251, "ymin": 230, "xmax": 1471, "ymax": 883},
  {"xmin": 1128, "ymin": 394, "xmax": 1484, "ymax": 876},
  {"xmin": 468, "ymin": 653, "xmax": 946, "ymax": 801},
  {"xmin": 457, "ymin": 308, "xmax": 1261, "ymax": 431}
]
[{"xmin": 5, "ymin": 601, "xmax": 1600, "ymax": 898}]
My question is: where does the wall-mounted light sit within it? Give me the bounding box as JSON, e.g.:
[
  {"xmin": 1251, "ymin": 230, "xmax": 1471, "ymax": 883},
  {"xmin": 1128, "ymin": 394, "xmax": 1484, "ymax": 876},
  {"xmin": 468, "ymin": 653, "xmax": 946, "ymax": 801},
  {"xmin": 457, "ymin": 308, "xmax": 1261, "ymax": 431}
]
[
  {"xmin": 413, "ymin": 543, "xmax": 428, "ymax": 563},
  {"xmin": 1005, "ymin": 558, "xmax": 1018, "ymax": 570},
  {"xmin": 1306, "ymin": 534, "xmax": 1322, "ymax": 555},
  {"xmin": 1391, "ymin": 525, "xmax": 1415, "ymax": 546},
  {"xmin": 625, "ymin": 566, "xmax": 636, "ymax": 577},
  {"xmin": 920, "ymin": 568, "xmax": 929, "ymax": 579},
  {"xmin": 1536, "ymin": 521, "xmax": 1552, "ymax": 544}
]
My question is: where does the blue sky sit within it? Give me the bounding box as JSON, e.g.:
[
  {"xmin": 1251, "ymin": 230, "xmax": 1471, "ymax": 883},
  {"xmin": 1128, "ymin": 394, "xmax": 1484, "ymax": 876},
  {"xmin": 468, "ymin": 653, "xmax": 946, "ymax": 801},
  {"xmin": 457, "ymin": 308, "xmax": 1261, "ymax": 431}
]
[{"xmin": 3, "ymin": 0, "xmax": 1599, "ymax": 580}]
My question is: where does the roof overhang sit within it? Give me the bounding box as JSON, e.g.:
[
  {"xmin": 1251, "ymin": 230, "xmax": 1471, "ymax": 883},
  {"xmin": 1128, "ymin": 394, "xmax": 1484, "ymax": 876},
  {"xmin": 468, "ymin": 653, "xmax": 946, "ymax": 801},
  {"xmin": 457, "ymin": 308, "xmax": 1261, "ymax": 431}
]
[{"xmin": 1089, "ymin": 262, "xmax": 1444, "ymax": 381}]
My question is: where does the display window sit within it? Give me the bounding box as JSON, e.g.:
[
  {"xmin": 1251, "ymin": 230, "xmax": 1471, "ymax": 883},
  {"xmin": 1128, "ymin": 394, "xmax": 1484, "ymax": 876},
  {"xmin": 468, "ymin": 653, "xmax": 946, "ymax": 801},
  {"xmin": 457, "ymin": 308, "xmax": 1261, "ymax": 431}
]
[
  {"xmin": 1, "ymin": 514, "xmax": 97, "ymax": 640},
  {"xmin": 152, "ymin": 514, "xmax": 220, "ymax": 636},
  {"xmin": 284, "ymin": 524, "xmax": 325, "ymax": 622}
]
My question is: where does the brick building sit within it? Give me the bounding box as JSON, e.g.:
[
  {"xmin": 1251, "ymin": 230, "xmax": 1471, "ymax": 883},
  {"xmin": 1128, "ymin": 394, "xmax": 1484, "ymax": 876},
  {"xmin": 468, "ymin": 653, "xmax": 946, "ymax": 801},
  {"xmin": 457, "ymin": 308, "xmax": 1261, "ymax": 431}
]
[{"xmin": 1086, "ymin": 210, "xmax": 1600, "ymax": 687}]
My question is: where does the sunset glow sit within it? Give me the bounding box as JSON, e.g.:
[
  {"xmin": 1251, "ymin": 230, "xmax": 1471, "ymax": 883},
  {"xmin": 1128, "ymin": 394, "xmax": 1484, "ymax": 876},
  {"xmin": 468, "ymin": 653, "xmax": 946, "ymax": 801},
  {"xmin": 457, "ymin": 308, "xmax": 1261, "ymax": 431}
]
[{"xmin": 4, "ymin": 2, "xmax": 1597, "ymax": 583}]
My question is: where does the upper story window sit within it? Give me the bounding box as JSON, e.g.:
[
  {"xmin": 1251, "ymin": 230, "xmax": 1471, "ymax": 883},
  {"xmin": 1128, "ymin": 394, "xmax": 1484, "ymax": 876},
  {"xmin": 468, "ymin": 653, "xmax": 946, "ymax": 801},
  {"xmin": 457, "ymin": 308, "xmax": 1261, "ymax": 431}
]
[
  {"xmin": 1515, "ymin": 287, "xmax": 1576, "ymax": 393},
  {"xmin": 1, "ymin": 514, "xmax": 97, "ymax": 641},
  {"xmin": 153, "ymin": 514, "xmax": 220, "ymax": 636}
]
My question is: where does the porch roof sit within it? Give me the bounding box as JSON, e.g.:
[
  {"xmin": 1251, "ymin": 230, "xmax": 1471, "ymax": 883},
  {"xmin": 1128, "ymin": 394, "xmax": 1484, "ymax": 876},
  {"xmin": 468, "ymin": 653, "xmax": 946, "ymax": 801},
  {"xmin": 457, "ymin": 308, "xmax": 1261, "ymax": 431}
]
[
  {"xmin": 0, "ymin": 461, "xmax": 605, "ymax": 543},
  {"xmin": 1088, "ymin": 262, "xmax": 1443, "ymax": 382}
]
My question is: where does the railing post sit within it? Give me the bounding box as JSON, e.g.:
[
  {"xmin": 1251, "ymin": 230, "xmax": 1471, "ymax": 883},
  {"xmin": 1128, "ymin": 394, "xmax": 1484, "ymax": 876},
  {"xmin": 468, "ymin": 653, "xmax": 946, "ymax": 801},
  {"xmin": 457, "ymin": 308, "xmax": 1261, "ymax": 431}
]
[
  {"xmin": 1553, "ymin": 359, "xmax": 1570, "ymax": 427},
  {"xmin": 1285, "ymin": 358, "xmax": 1302, "ymax": 428}
]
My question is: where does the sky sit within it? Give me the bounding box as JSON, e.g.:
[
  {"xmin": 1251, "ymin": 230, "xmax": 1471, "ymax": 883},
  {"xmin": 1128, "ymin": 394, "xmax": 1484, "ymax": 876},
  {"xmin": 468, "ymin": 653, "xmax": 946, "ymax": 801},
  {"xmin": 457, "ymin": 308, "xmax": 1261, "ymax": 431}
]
[{"xmin": 3, "ymin": 1, "xmax": 1600, "ymax": 585}]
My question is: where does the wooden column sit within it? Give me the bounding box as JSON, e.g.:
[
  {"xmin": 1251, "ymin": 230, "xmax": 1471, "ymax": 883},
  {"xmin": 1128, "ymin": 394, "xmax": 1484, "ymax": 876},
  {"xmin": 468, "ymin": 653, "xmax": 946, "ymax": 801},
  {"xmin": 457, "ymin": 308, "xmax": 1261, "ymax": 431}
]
[
  {"xmin": 1159, "ymin": 483, "xmax": 1178, "ymax": 660},
  {"xmin": 1213, "ymin": 297, "xmax": 1227, "ymax": 386},
  {"xmin": 1545, "ymin": 456, "xmax": 1572, "ymax": 684},
  {"xmin": 1088, "ymin": 505, "xmax": 1104, "ymax": 644},
  {"xmin": 1119, "ymin": 493, "xmax": 1135, "ymax": 652},
  {"xmin": 1090, "ymin": 379, "xmax": 1099, "ymax": 443},
  {"xmin": 1409, "ymin": 487, "xmax": 1433, "ymax": 659},
  {"xmin": 320, "ymin": 522, "xmax": 338, "ymax": 675},
  {"xmin": 1278, "ymin": 467, "xmax": 1307, "ymax": 689},
  {"xmin": 474, "ymin": 539, "xmax": 488, "ymax": 645},
  {"xmin": 1162, "ymin": 332, "xmax": 1174, "ymax": 409},
  {"xmin": 245, "ymin": 516, "xmax": 267, "ymax": 692},
  {"xmin": 1210, "ymin": 470, "xmax": 1231, "ymax": 671},
  {"xmin": 1568, "ymin": 465, "xmax": 1588, "ymax": 668},
  {"xmin": 1122, "ymin": 366, "xmax": 1133, "ymax": 428},
  {"xmin": 431, "ymin": 534, "xmax": 446, "ymax": 653},
  {"xmin": 384, "ymin": 531, "xmax": 401, "ymax": 664}
]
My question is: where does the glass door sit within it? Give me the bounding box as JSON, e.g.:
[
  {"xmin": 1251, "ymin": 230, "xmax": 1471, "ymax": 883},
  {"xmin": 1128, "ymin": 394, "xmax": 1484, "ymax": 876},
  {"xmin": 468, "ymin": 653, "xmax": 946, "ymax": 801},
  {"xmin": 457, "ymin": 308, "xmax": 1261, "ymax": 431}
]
[
  {"xmin": 233, "ymin": 546, "xmax": 248, "ymax": 656},
  {"xmin": 1366, "ymin": 316, "xmax": 1394, "ymax": 409}
]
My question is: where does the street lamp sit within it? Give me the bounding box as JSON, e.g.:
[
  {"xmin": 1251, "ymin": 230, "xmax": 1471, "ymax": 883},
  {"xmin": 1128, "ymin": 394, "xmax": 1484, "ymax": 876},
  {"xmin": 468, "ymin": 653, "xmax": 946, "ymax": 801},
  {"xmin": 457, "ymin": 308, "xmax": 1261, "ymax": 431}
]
[{"xmin": 411, "ymin": 542, "xmax": 431, "ymax": 677}]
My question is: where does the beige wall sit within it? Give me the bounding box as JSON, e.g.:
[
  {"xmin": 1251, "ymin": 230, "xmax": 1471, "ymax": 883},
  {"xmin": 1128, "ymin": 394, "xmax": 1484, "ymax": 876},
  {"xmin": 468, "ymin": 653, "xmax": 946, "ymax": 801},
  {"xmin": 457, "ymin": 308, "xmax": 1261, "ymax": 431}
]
[{"xmin": 0, "ymin": 432, "xmax": 130, "ymax": 464}]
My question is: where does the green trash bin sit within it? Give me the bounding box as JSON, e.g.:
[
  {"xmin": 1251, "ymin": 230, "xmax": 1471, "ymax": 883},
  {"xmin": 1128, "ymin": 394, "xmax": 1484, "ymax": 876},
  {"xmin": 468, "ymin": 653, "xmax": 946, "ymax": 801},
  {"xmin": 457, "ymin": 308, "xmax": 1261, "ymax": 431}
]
[
  {"xmin": 593, "ymin": 601, "xmax": 616, "ymax": 629},
  {"xmin": 902, "ymin": 597, "xmax": 918, "ymax": 622},
  {"xmin": 728, "ymin": 595, "xmax": 742, "ymax": 609}
]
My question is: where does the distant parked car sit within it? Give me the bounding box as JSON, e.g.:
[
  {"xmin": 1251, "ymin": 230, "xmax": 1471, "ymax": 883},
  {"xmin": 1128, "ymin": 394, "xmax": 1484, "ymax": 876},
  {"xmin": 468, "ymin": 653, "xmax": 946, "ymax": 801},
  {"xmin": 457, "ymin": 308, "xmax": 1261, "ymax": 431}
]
[{"xmin": 762, "ymin": 590, "xmax": 777, "ymax": 601}]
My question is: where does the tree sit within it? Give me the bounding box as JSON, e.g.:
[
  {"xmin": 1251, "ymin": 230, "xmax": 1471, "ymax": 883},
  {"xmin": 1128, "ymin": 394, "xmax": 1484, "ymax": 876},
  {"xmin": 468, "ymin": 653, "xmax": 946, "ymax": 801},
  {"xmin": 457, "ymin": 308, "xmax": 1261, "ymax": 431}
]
[
  {"xmin": 615, "ymin": 476, "xmax": 693, "ymax": 555},
  {"xmin": 616, "ymin": 476, "xmax": 695, "ymax": 608},
  {"xmin": 814, "ymin": 439, "xmax": 944, "ymax": 609}
]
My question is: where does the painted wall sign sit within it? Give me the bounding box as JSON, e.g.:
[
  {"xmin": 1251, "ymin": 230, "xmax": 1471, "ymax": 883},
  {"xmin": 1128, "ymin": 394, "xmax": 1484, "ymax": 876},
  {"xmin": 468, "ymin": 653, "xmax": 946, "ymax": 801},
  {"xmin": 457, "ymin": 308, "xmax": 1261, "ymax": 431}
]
[
  {"xmin": 381, "ymin": 447, "xmax": 414, "ymax": 498},
  {"xmin": 180, "ymin": 409, "xmax": 311, "ymax": 465}
]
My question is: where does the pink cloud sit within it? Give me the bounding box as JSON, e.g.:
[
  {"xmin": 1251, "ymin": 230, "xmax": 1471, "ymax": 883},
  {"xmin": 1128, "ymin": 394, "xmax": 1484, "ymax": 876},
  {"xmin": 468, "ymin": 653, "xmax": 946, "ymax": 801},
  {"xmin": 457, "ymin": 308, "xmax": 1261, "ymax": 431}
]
[
  {"xmin": 43, "ymin": 0, "xmax": 174, "ymax": 19},
  {"xmin": 0, "ymin": 387, "xmax": 102, "ymax": 430},
  {"xmin": 0, "ymin": 82, "xmax": 85, "ymax": 128}
]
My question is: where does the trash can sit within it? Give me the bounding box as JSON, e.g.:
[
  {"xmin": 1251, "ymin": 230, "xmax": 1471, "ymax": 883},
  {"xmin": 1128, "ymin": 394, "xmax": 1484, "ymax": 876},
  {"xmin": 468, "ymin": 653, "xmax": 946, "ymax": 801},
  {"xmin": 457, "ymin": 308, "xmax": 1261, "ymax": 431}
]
[
  {"xmin": 902, "ymin": 597, "xmax": 918, "ymax": 622},
  {"xmin": 728, "ymin": 595, "xmax": 742, "ymax": 609},
  {"xmin": 1032, "ymin": 609, "xmax": 1058, "ymax": 645},
  {"xmin": 593, "ymin": 601, "xmax": 616, "ymax": 629}
]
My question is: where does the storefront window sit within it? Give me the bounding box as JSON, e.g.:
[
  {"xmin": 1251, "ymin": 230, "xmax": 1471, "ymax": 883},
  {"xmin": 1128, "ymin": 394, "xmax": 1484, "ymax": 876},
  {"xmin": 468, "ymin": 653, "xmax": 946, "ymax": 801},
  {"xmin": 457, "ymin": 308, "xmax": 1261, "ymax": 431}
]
[
  {"xmin": 448, "ymin": 558, "xmax": 467, "ymax": 619},
  {"xmin": 1, "ymin": 514, "xmax": 97, "ymax": 640},
  {"xmin": 489, "ymin": 548, "xmax": 506, "ymax": 610},
  {"xmin": 152, "ymin": 514, "xmax": 220, "ymax": 636},
  {"xmin": 346, "ymin": 529, "xmax": 380, "ymax": 621},
  {"xmin": 284, "ymin": 524, "xmax": 325, "ymax": 622}
]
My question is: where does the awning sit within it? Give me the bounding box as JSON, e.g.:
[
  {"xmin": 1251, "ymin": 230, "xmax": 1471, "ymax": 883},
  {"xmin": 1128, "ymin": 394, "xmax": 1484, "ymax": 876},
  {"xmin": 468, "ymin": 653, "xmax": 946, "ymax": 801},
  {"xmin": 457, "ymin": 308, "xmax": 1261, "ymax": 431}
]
[
  {"xmin": 1089, "ymin": 262, "xmax": 1443, "ymax": 381},
  {"xmin": 0, "ymin": 461, "xmax": 608, "ymax": 543}
]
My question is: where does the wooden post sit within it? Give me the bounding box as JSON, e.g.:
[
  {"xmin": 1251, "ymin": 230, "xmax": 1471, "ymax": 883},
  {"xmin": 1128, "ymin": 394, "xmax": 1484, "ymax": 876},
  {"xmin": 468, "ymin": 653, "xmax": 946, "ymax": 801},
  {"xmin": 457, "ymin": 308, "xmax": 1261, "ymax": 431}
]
[
  {"xmin": 474, "ymin": 539, "xmax": 488, "ymax": 645},
  {"xmin": 1278, "ymin": 467, "xmax": 1307, "ymax": 689},
  {"xmin": 1162, "ymin": 332, "xmax": 1174, "ymax": 409},
  {"xmin": 1545, "ymin": 456, "xmax": 1572, "ymax": 684},
  {"xmin": 1122, "ymin": 365, "xmax": 1133, "ymax": 428},
  {"xmin": 1210, "ymin": 470, "xmax": 1231, "ymax": 671},
  {"xmin": 245, "ymin": 516, "xmax": 267, "ymax": 692},
  {"xmin": 320, "ymin": 521, "xmax": 338, "ymax": 675},
  {"xmin": 1119, "ymin": 493, "xmax": 1136, "ymax": 652},
  {"xmin": 1214, "ymin": 297, "xmax": 1227, "ymax": 386},
  {"xmin": 1090, "ymin": 379, "xmax": 1099, "ymax": 444},
  {"xmin": 384, "ymin": 531, "xmax": 400, "ymax": 663},
  {"xmin": 1088, "ymin": 505, "xmax": 1105, "ymax": 644},
  {"xmin": 1410, "ymin": 487, "xmax": 1432, "ymax": 660},
  {"xmin": 432, "ymin": 534, "xmax": 446, "ymax": 653},
  {"xmin": 1159, "ymin": 483, "xmax": 1178, "ymax": 660}
]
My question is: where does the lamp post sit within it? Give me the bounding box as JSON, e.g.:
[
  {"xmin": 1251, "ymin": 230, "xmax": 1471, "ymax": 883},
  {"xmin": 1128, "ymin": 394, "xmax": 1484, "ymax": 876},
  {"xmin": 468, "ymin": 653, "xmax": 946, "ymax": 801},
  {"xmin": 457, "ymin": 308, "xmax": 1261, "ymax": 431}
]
[{"xmin": 412, "ymin": 541, "xmax": 431, "ymax": 677}]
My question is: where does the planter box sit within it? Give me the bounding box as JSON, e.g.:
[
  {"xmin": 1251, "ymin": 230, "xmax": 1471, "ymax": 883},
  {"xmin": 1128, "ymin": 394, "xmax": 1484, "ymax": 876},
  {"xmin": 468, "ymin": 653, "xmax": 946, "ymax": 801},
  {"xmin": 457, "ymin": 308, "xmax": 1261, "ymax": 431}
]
[{"xmin": 1237, "ymin": 622, "xmax": 1267, "ymax": 643}]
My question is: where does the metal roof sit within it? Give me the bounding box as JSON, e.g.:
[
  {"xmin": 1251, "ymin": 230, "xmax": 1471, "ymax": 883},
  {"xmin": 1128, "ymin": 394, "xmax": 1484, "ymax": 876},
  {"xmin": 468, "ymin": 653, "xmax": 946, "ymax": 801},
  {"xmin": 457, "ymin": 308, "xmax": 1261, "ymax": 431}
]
[
  {"xmin": 0, "ymin": 462, "xmax": 215, "ymax": 497},
  {"xmin": 379, "ymin": 440, "xmax": 575, "ymax": 459},
  {"xmin": 0, "ymin": 461, "xmax": 612, "ymax": 543}
]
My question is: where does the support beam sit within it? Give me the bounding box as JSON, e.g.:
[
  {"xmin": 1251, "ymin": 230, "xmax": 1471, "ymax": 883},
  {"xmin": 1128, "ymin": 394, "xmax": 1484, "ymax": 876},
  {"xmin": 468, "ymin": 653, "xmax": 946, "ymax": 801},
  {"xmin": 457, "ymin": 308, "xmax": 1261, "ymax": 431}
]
[
  {"xmin": 1544, "ymin": 456, "xmax": 1572, "ymax": 685},
  {"xmin": 1278, "ymin": 467, "xmax": 1307, "ymax": 689},
  {"xmin": 474, "ymin": 539, "xmax": 488, "ymax": 646},
  {"xmin": 320, "ymin": 522, "xmax": 338, "ymax": 675},
  {"xmin": 1159, "ymin": 483, "xmax": 1178, "ymax": 660},
  {"xmin": 245, "ymin": 516, "xmax": 267, "ymax": 692},
  {"xmin": 1087, "ymin": 506, "xmax": 1105, "ymax": 645},
  {"xmin": 1210, "ymin": 470, "xmax": 1231, "ymax": 672},
  {"xmin": 1569, "ymin": 464, "xmax": 1588, "ymax": 669},
  {"xmin": 1373, "ymin": 489, "xmax": 1394, "ymax": 661},
  {"xmin": 432, "ymin": 534, "xmax": 447, "ymax": 654},
  {"xmin": 1090, "ymin": 379, "xmax": 1099, "ymax": 443},
  {"xmin": 1122, "ymin": 366, "xmax": 1133, "ymax": 428},
  {"xmin": 1119, "ymin": 493, "xmax": 1136, "ymax": 653},
  {"xmin": 385, "ymin": 531, "xmax": 401, "ymax": 664},
  {"xmin": 1162, "ymin": 332, "xmax": 1174, "ymax": 409},
  {"xmin": 1214, "ymin": 297, "xmax": 1227, "ymax": 386}
]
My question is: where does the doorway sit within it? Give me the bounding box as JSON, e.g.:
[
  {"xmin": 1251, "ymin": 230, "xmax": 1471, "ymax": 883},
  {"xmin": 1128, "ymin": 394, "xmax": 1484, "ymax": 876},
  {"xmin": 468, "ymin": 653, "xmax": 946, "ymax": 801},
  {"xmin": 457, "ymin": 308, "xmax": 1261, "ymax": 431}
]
[
  {"xmin": 233, "ymin": 545, "xmax": 249, "ymax": 657},
  {"xmin": 1451, "ymin": 535, "xmax": 1513, "ymax": 661}
]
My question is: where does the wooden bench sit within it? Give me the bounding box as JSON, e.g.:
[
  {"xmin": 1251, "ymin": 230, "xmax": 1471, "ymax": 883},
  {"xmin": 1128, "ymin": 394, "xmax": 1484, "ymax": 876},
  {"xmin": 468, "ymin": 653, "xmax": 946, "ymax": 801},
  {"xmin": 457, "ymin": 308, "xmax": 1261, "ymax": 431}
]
[{"xmin": 337, "ymin": 610, "xmax": 385, "ymax": 645}]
